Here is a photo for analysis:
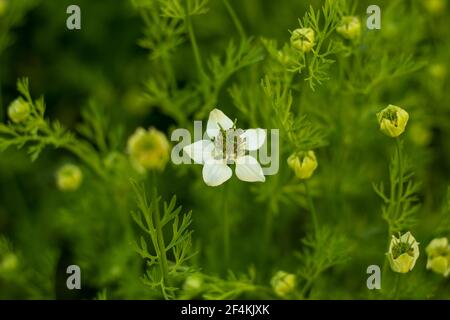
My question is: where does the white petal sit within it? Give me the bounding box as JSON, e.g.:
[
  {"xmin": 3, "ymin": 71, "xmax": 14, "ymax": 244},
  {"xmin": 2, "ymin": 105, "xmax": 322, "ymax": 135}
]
[
  {"xmin": 202, "ymin": 143, "xmax": 216, "ymax": 164},
  {"xmin": 206, "ymin": 108, "xmax": 234, "ymax": 138},
  {"xmin": 183, "ymin": 140, "xmax": 213, "ymax": 164},
  {"xmin": 202, "ymin": 161, "xmax": 232, "ymax": 187},
  {"xmin": 235, "ymin": 155, "xmax": 265, "ymax": 182},
  {"xmin": 240, "ymin": 129, "xmax": 266, "ymax": 151}
]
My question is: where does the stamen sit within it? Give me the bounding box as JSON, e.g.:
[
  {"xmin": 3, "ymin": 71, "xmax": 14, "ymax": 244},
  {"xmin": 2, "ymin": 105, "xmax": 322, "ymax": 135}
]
[{"xmin": 214, "ymin": 128, "xmax": 245, "ymax": 162}]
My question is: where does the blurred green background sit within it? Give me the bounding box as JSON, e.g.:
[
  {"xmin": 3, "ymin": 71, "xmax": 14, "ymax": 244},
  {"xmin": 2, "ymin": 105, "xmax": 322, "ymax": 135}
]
[{"xmin": 0, "ymin": 0, "xmax": 449, "ymax": 299}]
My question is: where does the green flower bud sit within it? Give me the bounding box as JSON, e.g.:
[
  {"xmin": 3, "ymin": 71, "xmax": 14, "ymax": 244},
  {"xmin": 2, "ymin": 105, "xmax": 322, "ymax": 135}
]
[
  {"xmin": 0, "ymin": 0, "xmax": 7, "ymax": 16},
  {"xmin": 7, "ymin": 98, "xmax": 31, "ymax": 124},
  {"xmin": 183, "ymin": 273, "xmax": 203, "ymax": 292},
  {"xmin": 123, "ymin": 88, "xmax": 150, "ymax": 116},
  {"xmin": 336, "ymin": 16, "xmax": 361, "ymax": 40},
  {"xmin": 427, "ymin": 256, "xmax": 450, "ymax": 277},
  {"xmin": 127, "ymin": 127, "xmax": 170, "ymax": 172},
  {"xmin": 287, "ymin": 150, "xmax": 318, "ymax": 180},
  {"xmin": 428, "ymin": 63, "xmax": 447, "ymax": 81},
  {"xmin": 0, "ymin": 253, "xmax": 18, "ymax": 273},
  {"xmin": 409, "ymin": 123, "xmax": 432, "ymax": 146},
  {"xmin": 387, "ymin": 231, "xmax": 420, "ymax": 273},
  {"xmin": 426, "ymin": 237, "xmax": 448, "ymax": 256},
  {"xmin": 276, "ymin": 50, "xmax": 296, "ymax": 68},
  {"xmin": 290, "ymin": 28, "xmax": 315, "ymax": 53},
  {"xmin": 376, "ymin": 105, "xmax": 409, "ymax": 138},
  {"xmin": 426, "ymin": 237, "xmax": 450, "ymax": 277},
  {"xmin": 423, "ymin": 0, "xmax": 446, "ymax": 15},
  {"xmin": 56, "ymin": 164, "xmax": 83, "ymax": 192},
  {"xmin": 271, "ymin": 271, "xmax": 296, "ymax": 297}
]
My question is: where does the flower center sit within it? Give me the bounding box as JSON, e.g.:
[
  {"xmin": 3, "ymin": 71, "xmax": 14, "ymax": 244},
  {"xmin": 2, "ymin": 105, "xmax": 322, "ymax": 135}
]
[
  {"xmin": 383, "ymin": 109, "xmax": 399, "ymax": 126},
  {"xmin": 213, "ymin": 128, "xmax": 245, "ymax": 162},
  {"xmin": 392, "ymin": 240, "xmax": 414, "ymax": 259}
]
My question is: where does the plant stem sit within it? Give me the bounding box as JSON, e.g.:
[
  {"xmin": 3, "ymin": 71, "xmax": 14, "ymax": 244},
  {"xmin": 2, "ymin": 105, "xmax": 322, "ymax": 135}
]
[
  {"xmin": 151, "ymin": 172, "xmax": 170, "ymax": 284},
  {"xmin": 223, "ymin": 182, "xmax": 230, "ymax": 270},
  {"xmin": 264, "ymin": 206, "xmax": 273, "ymax": 248},
  {"xmin": 185, "ymin": 0, "xmax": 206, "ymax": 78},
  {"xmin": 0, "ymin": 52, "xmax": 3, "ymax": 123},
  {"xmin": 154, "ymin": 202, "xmax": 170, "ymax": 282},
  {"xmin": 162, "ymin": 54, "xmax": 176, "ymax": 89},
  {"xmin": 222, "ymin": 0, "xmax": 246, "ymax": 39},
  {"xmin": 382, "ymin": 139, "xmax": 403, "ymax": 293},
  {"xmin": 395, "ymin": 138, "xmax": 403, "ymax": 219},
  {"xmin": 392, "ymin": 273, "xmax": 400, "ymax": 299},
  {"xmin": 300, "ymin": 277, "xmax": 314, "ymax": 298},
  {"xmin": 381, "ymin": 256, "xmax": 390, "ymax": 292},
  {"xmin": 304, "ymin": 181, "xmax": 319, "ymax": 236}
]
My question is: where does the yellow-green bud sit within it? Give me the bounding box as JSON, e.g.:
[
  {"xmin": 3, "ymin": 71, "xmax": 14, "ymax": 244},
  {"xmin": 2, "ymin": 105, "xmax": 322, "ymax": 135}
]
[
  {"xmin": 0, "ymin": 253, "xmax": 18, "ymax": 273},
  {"xmin": 387, "ymin": 231, "xmax": 420, "ymax": 273},
  {"xmin": 123, "ymin": 88, "xmax": 150, "ymax": 116},
  {"xmin": 287, "ymin": 150, "xmax": 318, "ymax": 180},
  {"xmin": 409, "ymin": 123, "xmax": 432, "ymax": 147},
  {"xmin": 0, "ymin": 0, "xmax": 7, "ymax": 17},
  {"xmin": 336, "ymin": 16, "xmax": 361, "ymax": 40},
  {"xmin": 271, "ymin": 271, "xmax": 296, "ymax": 297},
  {"xmin": 276, "ymin": 50, "xmax": 296, "ymax": 68},
  {"xmin": 423, "ymin": 0, "xmax": 446, "ymax": 15},
  {"xmin": 290, "ymin": 28, "xmax": 315, "ymax": 53},
  {"xmin": 428, "ymin": 63, "xmax": 447, "ymax": 81},
  {"xmin": 426, "ymin": 237, "xmax": 450, "ymax": 277},
  {"xmin": 376, "ymin": 105, "xmax": 409, "ymax": 138},
  {"xmin": 427, "ymin": 256, "xmax": 450, "ymax": 277},
  {"xmin": 127, "ymin": 127, "xmax": 170, "ymax": 171},
  {"xmin": 183, "ymin": 273, "xmax": 203, "ymax": 291},
  {"xmin": 7, "ymin": 98, "xmax": 31, "ymax": 124},
  {"xmin": 426, "ymin": 238, "xmax": 448, "ymax": 256},
  {"xmin": 56, "ymin": 164, "xmax": 83, "ymax": 192}
]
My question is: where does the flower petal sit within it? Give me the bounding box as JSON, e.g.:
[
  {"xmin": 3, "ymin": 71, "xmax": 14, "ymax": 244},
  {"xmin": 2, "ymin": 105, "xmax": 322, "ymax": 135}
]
[
  {"xmin": 202, "ymin": 161, "xmax": 232, "ymax": 187},
  {"xmin": 235, "ymin": 155, "xmax": 265, "ymax": 182},
  {"xmin": 183, "ymin": 140, "xmax": 213, "ymax": 164},
  {"xmin": 206, "ymin": 108, "xmax": 234, "ymax": 138},
  {"xmin": 240, "ymin": 129, "xmax": 266, "ymax": 151}
]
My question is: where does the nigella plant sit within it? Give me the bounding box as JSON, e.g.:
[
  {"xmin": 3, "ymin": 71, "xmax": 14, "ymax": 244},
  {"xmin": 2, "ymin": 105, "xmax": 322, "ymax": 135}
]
[{"xmin": 0, "ymin": 0, "xmax": 449, "ymax": 301}]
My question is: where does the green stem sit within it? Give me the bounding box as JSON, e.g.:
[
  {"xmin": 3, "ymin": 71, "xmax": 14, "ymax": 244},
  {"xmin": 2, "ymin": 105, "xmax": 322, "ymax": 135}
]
[
  {"xmin": 395, "ymin": 138, "xmax": 403, "ymax": 220},
  {"xmin": 382, "ymin": 140, "xmax": 403, "ymax": 293},
  {"xmin": 0, "ymin": 52, "xmax": 3, "ymax": 123},
  {"xmin": 151, "ymin": 172, "xmax": 170, "ymax": 284},
  {"xmin": 264, "ymin": 206, "xmax": 273, "ymax": 248},
  {"xmin": 64, "ymin": 143, "xmax": 107, "ymax": 180},
  {"xmin": 223, "ymin": 183, "xmax": 230, "ymax": 270},
  {"xmin": 222, "ymin": 0, "xmax": 246, "ymax": 39},
  {"xmin": 381, "ymin": 256, "xmax": 389, "ymax": 292},
  {"xmin": 304, "ymin": 181, "xmax": 319, "ymax": 236},
  {"xmin": 162, "ymin": 54, "xmax": 176, "ymax": 89},
  {"xmin": 185, "ymin": 0, "xmax": 206, "ymax": 78},
  {"xmin": 392, "ymin": 273, "xmax": 400, "ymax": 299}
]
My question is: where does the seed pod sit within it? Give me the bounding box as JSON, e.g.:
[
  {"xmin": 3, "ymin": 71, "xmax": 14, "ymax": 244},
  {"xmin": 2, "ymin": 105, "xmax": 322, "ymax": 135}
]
[{"xmin": 290, "ymin": 28, "xmax": 315, "ymax": 53}]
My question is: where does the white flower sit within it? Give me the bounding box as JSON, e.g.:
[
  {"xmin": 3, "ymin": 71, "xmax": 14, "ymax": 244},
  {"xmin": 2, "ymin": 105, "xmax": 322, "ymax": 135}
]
[{"xmin": 183, "ymin": 108, "xmax": 267, "ymax": 187}]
